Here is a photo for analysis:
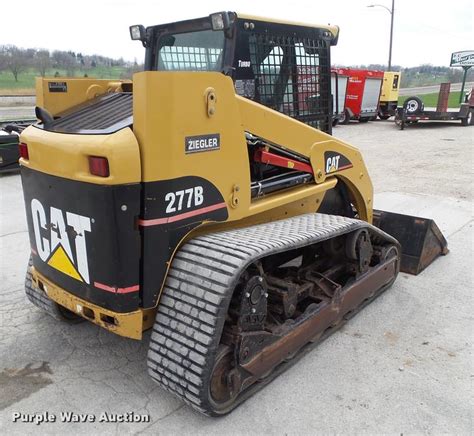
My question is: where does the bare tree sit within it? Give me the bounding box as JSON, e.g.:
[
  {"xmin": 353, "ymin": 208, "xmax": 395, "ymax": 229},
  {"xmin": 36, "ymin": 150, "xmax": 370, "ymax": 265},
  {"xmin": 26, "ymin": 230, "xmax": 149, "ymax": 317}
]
[
  {"xmin": 0, "ymin": 45, "xmax": 30, "ymax": 81},
  {"xmin": 34, "ymin": 49, "xmax": 51, "ymax": 77},
  {"xmin": 0, "ymin": 49, "xmax": 6, "ymax": 71},
  {"xmin": 52, "ymin": 50, "xmax": 77, "ymax": 76}
]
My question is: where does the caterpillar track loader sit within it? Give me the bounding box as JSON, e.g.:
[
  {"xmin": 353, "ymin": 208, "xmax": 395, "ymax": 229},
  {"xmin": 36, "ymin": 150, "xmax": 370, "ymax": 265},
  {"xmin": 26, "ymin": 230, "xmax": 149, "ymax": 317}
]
[{"xmin": 19, "ymin": 12, "xmax": 447, "ymax": 415}]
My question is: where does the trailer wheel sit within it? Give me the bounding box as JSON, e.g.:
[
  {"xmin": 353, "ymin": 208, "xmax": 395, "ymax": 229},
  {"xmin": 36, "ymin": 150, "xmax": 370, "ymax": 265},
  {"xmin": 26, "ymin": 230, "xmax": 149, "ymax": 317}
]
[
  {"xmin": 339, "ymin": 109, "xmax": 350, "ymax": 125},
  {"xmin": 403, "ymin": 97, "xmax": 423, "ymax": 115},
  {"xmin": 461, "ymin": 109, "xmax": 473, "ymax": 126},
  {"xmin": 394, "ymin": 113, "xmax": 405, "ymax": 130}
]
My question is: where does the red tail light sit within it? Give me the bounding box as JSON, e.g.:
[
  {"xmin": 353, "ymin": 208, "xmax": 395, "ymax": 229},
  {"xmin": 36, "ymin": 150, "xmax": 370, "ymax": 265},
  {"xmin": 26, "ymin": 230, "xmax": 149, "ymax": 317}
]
[
  {"xmin": 88, "ymin": 156, "xmax": 109, "ymax": 177},
  {"xmin": 19, "ymin": 142, "xmax": 29, "ymax": 160}
]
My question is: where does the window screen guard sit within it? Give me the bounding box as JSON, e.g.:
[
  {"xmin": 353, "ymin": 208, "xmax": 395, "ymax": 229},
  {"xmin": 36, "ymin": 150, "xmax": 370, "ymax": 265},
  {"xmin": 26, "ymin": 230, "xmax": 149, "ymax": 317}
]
[{"xmin": 249, "ymin": 33, "xmax": 331, "ymax": 131}]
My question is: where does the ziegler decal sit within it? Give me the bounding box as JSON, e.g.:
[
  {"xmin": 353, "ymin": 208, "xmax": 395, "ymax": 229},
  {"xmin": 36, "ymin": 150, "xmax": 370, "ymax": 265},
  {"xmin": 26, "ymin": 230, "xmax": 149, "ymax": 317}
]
[
  {"xmin": 324, "ymin": 152, "xmax": 353, "ymax": 174},
  {"xmin": 185, "ymin": 134, "xmax": 220, "ymax": 154},
  {"xmin": 31, "ymin": 198, "xmax": 92, "ymax": 283},
  {"xmin": 48, "ymin": 81, "xmax": 67, "ymax": 93}
]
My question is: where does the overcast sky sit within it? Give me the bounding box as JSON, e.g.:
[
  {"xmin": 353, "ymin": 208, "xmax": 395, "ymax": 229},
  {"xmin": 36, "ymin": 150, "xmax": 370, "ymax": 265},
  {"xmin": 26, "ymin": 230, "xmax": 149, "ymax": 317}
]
[{"xmin": 1, "ymin": 0, "xmax": 472, "ymax": 67}]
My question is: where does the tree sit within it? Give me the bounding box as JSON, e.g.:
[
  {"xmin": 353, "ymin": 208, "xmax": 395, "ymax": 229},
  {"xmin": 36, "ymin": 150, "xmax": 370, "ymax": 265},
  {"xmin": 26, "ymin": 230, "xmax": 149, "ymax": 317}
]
[
  {"xmin": 120, "ymin": 62, "xmax": 143, "ymax": 79},
  {"xmin": 0, "ymin": 45, "xmax": 30, "ymax": 81},
  {"xmin": 447, "ymin": 68, "xmax": 463, "ymax": 83},
  {"xmin": 0, "ymin": 49, "xmax": 6, "ymax": 71},
  {"xmin": 52, "ymin": 50, "xmax": 77, "ymax": 76},
  {"xmin": 34, "ymin": 49, "xmax": 51, "ymax": 77}
]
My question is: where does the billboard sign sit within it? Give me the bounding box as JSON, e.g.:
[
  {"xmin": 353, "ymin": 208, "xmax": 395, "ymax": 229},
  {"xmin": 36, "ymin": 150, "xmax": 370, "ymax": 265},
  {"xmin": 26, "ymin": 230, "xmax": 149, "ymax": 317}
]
[{"xmin": 450, "ymin": 50, "xmax": 474, "ymax": 67}]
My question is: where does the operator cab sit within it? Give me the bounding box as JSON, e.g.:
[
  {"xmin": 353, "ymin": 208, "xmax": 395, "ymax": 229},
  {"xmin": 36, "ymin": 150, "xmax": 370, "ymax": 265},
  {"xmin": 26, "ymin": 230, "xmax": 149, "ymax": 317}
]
[{"xmin": 131, "ymin": 12, "xmax": 339, "ymax": 133}]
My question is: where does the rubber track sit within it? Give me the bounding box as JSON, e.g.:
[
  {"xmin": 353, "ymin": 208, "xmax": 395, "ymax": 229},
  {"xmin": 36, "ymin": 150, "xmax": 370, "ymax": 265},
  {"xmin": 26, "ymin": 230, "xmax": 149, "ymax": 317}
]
[
  {"xmin": 25, "ymin": 257, "xmax": 66, "ymax": 320},
  {"xmin": 25, "ymin": 257, "xmax": 82, "ymax": 322},
  {"xmin": 147, "ymin": 213, "xmax": 398, "ymax": 415}
]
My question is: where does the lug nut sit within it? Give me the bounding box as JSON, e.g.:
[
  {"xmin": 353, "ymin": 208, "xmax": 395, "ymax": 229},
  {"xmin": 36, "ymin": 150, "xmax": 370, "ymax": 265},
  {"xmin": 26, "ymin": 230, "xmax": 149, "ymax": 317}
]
[
  {"xmin": 258, "ymin": 277, "xmax": 263, "ymax": 282},
  {"xmin": 251, "ymin": 308, "xmax": 256, "ymax": 313},
  {"xmin": 245, "ymin": 292, "xmax": 250, "ymax": 298}
]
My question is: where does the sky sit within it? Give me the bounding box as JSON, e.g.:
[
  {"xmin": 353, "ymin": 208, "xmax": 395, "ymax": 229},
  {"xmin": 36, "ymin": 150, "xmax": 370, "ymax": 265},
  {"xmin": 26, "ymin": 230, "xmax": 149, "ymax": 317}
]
[{"xmin": 1, "ymin": 0, "xmax": 472, "ymax": 68}]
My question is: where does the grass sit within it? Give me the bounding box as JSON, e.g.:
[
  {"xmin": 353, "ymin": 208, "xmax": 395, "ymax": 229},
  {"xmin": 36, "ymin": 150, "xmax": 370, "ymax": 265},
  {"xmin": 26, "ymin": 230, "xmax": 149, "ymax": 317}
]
[
  {"xmin": 0, "ymin": 66, "xmax": 128, "ymax": 95},
  {"xmin": 398, "ymin": 91, "xmax": 463, "ymax": 108}
]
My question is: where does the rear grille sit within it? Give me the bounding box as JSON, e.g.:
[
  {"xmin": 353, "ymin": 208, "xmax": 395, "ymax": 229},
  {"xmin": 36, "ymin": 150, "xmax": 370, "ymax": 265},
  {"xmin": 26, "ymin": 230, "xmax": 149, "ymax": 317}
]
[{"xmin": 44, "ymin": 92, "xmax": 133, "ymax": 134}]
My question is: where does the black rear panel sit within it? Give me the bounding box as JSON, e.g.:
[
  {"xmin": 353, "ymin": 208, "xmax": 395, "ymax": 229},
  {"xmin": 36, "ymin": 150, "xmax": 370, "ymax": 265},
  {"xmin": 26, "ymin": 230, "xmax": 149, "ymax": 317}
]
[
  {"xmin": 40, "ymin": 92, "xmax": 133, "ymax": 134},
  {"xmin": 22, "ymin": 167, "xmax": 141, "ymax": 312}
]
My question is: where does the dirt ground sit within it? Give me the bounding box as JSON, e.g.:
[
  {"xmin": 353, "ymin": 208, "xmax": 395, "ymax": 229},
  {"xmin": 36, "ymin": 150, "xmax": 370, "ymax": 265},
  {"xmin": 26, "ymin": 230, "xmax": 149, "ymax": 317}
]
[{"xmin": 0, "ymin": 118, "xmax": 472, "ymax": 435}]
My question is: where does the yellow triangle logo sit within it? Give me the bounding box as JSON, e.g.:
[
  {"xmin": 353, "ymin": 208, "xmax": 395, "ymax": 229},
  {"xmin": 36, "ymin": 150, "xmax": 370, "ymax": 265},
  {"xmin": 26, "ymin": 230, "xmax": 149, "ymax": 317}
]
[{"xmin": 47, "ymin": 245, "xmax": 83, "ymax": 282}]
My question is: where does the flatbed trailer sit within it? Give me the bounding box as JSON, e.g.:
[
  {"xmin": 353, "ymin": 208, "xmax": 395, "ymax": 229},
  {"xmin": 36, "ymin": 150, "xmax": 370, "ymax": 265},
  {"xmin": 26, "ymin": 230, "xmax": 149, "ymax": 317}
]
[{"xmin": 395, "ymin": 84, "xmax": 473, "ymax": 129}]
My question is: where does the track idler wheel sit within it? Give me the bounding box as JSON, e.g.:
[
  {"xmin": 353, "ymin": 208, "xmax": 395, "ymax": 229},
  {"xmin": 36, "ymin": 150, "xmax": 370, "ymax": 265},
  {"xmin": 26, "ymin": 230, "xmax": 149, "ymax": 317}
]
[
  {"xmin": 209, "ymin": 345, "xmax": 241, "ymax": 412},
  {"xmin": 346, "ymin": 229, "xmax": 373, "ymax": 273}
]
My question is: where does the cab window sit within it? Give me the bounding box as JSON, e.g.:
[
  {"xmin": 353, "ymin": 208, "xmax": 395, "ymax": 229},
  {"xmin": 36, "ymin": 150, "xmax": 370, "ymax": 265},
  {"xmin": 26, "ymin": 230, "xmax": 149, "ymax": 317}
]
[{"xmin": 156, "ymin": 30, "xmax": 225, "ymax": 71}]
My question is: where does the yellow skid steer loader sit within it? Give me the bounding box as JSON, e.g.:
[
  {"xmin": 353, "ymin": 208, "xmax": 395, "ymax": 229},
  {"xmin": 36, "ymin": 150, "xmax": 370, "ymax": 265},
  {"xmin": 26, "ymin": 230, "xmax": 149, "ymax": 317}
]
[{"xmin": 19, "ymin": 12, "xmax": 447, "ymax": 415}]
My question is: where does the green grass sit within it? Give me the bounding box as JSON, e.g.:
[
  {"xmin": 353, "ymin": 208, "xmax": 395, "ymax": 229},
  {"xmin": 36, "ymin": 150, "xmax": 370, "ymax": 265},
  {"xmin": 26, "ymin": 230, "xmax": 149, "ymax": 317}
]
[
  {"xmin": 0, "ymin": 66, "xmax": 128, "ymax": 94},
  {"xmin": 398, "ymin": 91, "xmax": 463, "ymax": 108}
]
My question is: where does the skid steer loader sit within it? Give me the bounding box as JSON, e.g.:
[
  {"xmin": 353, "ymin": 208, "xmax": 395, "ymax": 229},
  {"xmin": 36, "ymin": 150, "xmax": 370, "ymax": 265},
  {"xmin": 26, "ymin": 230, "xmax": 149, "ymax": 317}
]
[{"xmin": 19, "ymin": 12, "xmax": 447, "ymax": 415}]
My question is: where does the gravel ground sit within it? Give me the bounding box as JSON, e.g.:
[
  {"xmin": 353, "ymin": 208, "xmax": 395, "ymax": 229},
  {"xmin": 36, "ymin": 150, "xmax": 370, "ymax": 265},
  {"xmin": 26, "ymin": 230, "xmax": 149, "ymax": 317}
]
[
  {"xmin": 0, "ymin": 106, "xmax": 35, "ymax": 122},
  {"xmin": 0, "ymin": 118, "xmax": 472, "ymax": 435}
]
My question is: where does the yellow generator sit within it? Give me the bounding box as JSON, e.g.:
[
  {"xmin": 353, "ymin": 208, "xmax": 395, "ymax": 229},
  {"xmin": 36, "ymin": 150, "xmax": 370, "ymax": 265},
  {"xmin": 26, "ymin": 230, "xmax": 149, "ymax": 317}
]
[
  {"xmin": 19, "ymin": 12, "xmax": 445, "ymax": 416},
  {"xmin": 379, "ymin": 71, "xmax": 401, "ymax": 119}
]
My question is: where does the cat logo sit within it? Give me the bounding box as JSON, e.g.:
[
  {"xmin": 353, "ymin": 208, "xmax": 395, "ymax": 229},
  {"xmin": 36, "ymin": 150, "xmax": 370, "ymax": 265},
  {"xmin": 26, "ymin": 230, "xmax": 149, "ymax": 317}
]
[
  {"xmin": 31, "ymin": 199, "xmax": 92, "ymax": 284},
  {"xmin": 326, "ymin": 155, "xmax": 341, "ymax": 173},
  {"xmin": 324, "ymin": 151, "xmax": 353, "ymax": 174}
]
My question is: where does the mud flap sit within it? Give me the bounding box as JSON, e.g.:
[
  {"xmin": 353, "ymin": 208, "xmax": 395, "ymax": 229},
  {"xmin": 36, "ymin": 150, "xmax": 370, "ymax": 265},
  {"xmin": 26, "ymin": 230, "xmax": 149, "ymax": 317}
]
[{"xmin": 373, "ymin": 210, "xmax": 448, "ymax": 275}]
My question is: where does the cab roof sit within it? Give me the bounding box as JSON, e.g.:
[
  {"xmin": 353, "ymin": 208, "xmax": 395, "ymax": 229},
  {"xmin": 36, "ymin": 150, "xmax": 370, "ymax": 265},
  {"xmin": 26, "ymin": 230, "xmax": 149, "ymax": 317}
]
[{"xmin": 236, "ymin": 12, "xmax": 339, "ymax": 41}]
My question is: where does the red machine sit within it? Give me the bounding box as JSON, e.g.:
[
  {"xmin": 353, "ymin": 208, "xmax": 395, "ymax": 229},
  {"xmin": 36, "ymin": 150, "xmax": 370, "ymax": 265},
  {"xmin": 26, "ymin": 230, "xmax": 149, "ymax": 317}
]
[{"xmin": 334, "ymin": 68, "xmax": 384, "ymax": 123}]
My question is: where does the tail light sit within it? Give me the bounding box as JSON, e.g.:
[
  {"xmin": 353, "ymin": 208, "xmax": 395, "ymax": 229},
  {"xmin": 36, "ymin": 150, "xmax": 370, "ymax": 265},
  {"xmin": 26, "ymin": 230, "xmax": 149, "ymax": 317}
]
[
  {"xmin": 19, "ymin": 142, "xmax": 29, "ymax": 160},
  {"xmin": 88, "ymin": 156, "xmax": 109, "ymax": 177}
]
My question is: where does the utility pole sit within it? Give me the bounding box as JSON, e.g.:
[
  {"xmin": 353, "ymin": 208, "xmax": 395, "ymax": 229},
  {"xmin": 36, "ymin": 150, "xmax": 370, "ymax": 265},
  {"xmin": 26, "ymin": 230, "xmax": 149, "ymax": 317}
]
[
  {"xmin": 388, "ymin": 0, "xmax": 394, "ymax": 70},
  {"xmin": 368, "ymin": 1, "xmax": 395, "ymax": 71}
]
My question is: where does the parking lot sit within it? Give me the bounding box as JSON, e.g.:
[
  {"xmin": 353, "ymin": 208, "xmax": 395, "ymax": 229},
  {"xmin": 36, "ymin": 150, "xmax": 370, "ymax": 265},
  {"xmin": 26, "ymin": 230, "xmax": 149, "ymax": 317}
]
[{"xmin": 0, "ymin": 119, "xmax": 472, "ymax": 435}]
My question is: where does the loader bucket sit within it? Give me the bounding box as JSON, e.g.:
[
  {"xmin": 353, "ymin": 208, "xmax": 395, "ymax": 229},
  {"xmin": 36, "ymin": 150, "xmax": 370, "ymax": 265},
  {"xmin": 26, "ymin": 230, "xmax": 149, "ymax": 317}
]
[{"xmin": 373, "ymin": 210, "xmax": 449, "ymax": 275}]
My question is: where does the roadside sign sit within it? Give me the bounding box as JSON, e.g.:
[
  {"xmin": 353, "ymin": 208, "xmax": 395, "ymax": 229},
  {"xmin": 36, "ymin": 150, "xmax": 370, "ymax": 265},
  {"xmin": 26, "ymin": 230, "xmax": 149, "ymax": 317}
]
[{"xmin": 450, "ymin": 50, "xmax": 474, "ymax": 67}]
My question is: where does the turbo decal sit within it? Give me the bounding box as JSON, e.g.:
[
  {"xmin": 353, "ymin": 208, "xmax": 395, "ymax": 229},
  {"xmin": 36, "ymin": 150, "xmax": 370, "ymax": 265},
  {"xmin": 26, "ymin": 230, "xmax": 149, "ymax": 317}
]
[
  {"xmin": 324, "ymin": 151, "xmax": 353, "ymax": 174},
  {"xmin": 31, "ymin": 198, "xmax": 92, "ymax": 283},
  {"xmin": 238, "ymin": 60, "xmax": 251, "ymax": 67}
]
